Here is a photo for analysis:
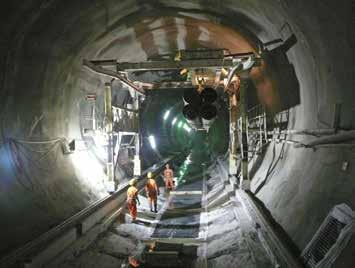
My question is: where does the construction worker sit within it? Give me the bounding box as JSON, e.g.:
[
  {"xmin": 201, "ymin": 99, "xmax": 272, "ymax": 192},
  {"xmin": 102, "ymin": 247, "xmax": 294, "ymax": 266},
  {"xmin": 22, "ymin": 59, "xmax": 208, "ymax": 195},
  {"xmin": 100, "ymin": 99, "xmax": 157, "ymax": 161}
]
[
  {"xmin": 127, "ymin": 178, "xmax": 140, "ymax": 222},
  {"xmin": 128, "ymin": 256, "xmax": 140, "ymax": 267},
  {"xmin": 145, "ymin": 172, "xmax": 159, "ymax": 213},
  {"xmin": 164, "ymin": 164, "xmax": 174, "ymax": 192}
]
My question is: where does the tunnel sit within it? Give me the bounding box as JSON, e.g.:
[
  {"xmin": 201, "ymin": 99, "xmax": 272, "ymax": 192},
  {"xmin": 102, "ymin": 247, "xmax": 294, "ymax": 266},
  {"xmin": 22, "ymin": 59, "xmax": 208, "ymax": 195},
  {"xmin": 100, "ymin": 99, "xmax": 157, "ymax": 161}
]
[{"xmin": 0, "ymin": 0, "xmax": 354, "ymax": 267}]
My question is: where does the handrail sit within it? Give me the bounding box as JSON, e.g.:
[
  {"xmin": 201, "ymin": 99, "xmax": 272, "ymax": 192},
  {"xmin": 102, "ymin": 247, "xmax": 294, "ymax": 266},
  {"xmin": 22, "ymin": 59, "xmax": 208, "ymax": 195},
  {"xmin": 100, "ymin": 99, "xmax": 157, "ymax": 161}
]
[{"xmin": 0, "ymin": 156, "xmax": 176, "ymax": 267}]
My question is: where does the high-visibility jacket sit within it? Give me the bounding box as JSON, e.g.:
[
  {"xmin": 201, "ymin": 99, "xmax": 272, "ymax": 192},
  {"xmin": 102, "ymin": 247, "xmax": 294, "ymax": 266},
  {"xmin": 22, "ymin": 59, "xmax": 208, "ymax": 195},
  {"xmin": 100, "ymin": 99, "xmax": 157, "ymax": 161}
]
[
  {"xmin": 164, "ymin": 168, "xmax": 174, "ymax": 179},
  {"xmin": 165, "ymin": 177, "xmax": 174, "ymax": 190},
  {"xmin": 127, "ymin": 186, "xmax": 138, "ymax": 203},
  {"xmin": 164, "ymin": 168, "xmax": 174, "ymax": 190},
  {"xmin": 145, "ymin": 179, "xmax": 158, "ymax": 195}
]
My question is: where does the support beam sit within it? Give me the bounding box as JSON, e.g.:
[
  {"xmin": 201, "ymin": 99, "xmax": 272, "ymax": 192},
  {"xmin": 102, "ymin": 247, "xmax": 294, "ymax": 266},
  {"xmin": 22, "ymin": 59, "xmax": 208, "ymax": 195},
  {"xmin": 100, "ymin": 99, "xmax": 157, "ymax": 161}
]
[
  {"xmin": 82, "ymin": 59, "xmax": 145, "ymax": 95},
  {"xmin": 239, "ymin": 79, "xmax": 250, "ymax": 190},
  {"xmin": 134, "ymin": 94, "xmax": 141, "ymax": 176},
  {"xmin": 142, "ymin": 81, "xmax": 194, "ymax": 90},
  {"xmin": 112, "ymin": 105, "xmax": 138, "ymax": 114},
  {"xmin": 104, "ymin": 82, "xmax": 115, "ymax": 191},
  {"xmin": 91, "ymin": 58, "xmax": 234, "ymax": 71},
  {"xmin": 229, "ymin": 94, "xmax": 239, "ymax": 175}
]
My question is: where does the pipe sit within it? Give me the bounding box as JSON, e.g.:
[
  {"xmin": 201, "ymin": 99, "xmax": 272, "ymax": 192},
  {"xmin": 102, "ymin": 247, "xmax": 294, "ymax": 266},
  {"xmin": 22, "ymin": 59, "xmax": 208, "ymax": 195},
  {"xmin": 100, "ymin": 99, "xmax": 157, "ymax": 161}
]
[
  {"xmin": 294, "ymin": 130, "xmax": 355, "ymax": 148},
  {"xmin": 265, "ymin": 130, "xmax": 355, "ymax": 148},
  {"xmin": 266, "ymin": 128, "xmax": 336, "ymax": 136},
  {"xmin": 200, "ymin": 104, "xmax": 217, "ymax": 131},
  {"xmin": 182, "ymin": 104, "xmax": 202, "ymax": 129},
  {"xmin": 82, "ymin": 59, "xmax": 146, "ymax": 96},
  {"xmin": 201, "ymin": 87, "xmax": 217, "ymax": 103},
  {"xmin": 183, "ymin": 88, "xmax": 202, "ymax": 106}
]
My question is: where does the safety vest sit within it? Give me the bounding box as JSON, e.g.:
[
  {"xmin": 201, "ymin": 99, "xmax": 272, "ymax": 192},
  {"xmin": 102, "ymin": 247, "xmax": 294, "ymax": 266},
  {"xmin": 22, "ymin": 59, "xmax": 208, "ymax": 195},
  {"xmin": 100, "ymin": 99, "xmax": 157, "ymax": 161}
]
[
  {"xmin": 127, "ymin": 186, "xmax": 138, "ymax": 202},
  {"xmin": 145, "ymin": 179, "xmax": 158, "ymax": 193},
  {"xmin": 164, "ymin": 169, "xmax": 173, "ymax": 179},
  {"xmin": 165, "ymin": 177, "xmax": 174, "ymax": 189}
]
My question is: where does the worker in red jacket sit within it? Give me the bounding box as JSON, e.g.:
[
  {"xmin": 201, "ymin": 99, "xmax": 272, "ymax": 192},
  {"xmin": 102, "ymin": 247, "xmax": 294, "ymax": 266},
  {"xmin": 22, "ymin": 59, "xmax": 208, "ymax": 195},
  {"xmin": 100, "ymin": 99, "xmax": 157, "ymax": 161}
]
[
  {"xmin": 145, "ymin": 172, "xmax": 159, "ymax": 213},
  {"xmin": 164, "ymin": 164, "xmax": 174, "ymax": 192},
  {"xmin": 127, "ymin": 178, "xmax": 140, "ymax": 222}
]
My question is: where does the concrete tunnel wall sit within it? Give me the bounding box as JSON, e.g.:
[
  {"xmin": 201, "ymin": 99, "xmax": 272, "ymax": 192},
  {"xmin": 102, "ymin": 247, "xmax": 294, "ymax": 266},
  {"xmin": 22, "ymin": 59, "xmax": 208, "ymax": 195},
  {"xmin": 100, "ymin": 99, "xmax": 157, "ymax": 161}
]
[{"xmin": 0, "ymin": 0, "xmax": 354, "ymax": 262}]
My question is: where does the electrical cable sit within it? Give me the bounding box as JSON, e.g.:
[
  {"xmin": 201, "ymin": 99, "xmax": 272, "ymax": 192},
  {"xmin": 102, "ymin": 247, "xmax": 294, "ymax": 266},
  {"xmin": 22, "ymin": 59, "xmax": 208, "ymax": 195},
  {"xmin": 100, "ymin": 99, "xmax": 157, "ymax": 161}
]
[{"xmin": 254, "ymin": 141, "xmax": 286, "ymax": 195}]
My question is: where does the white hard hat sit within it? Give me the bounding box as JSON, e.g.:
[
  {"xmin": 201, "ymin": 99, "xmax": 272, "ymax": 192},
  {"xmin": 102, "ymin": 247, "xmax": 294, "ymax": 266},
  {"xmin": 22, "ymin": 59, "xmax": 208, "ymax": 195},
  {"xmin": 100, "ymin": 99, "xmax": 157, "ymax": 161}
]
[{"xmin": 129, "ymin": 178, "xmax": 138, "ymax": 186}]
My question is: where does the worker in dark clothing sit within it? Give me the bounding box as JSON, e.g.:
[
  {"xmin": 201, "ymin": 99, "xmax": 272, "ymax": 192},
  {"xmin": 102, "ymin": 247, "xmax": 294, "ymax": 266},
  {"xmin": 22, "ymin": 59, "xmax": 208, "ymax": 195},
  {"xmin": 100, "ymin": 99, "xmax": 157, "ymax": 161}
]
[
  {"xmin": 145, "ymin": 172, "xmax": 159, "ymax": 212},
  {"xmin": 127, "ymin": 178, "xmax": 140, "ymax": 222}
]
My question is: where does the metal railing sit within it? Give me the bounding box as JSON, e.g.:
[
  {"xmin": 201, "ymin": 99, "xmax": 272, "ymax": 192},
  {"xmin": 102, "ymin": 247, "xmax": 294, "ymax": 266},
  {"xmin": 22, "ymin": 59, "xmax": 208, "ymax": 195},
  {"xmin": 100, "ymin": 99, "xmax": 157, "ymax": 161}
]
[{"xmin": 237, "ymin": 104, "xmax": 268, "ymax": 155}]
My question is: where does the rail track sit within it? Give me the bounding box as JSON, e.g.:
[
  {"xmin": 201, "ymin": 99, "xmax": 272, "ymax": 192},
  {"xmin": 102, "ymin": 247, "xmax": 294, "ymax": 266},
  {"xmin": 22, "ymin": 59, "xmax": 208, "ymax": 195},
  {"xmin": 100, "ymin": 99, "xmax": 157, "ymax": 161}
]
[
  {"xmin": 0, "ymin": 157, "xmax": 175, "ymax": 268},
  {"xmin": 0, "ymin": 156, "xmax": 304, "ymax": 268}
]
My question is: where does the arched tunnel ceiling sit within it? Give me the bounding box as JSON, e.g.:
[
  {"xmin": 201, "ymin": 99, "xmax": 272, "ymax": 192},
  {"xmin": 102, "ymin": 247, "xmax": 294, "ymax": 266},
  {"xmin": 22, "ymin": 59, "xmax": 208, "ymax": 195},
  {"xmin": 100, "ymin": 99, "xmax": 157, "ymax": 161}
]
[{"xmin": 0, "ymin": 0, "xmax": 354, "ymax": 263}]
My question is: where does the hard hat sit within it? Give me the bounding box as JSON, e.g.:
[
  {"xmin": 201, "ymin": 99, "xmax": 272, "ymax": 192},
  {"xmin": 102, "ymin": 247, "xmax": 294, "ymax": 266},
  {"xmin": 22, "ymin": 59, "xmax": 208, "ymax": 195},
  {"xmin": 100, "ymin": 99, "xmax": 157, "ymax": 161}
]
[
  {"xmin": 129, "ymin": 178, "xmax": 138, "ymax": 186},
  {"xmin": 147, "ymin": 172, "xmax": 154, "ymax": 179}
]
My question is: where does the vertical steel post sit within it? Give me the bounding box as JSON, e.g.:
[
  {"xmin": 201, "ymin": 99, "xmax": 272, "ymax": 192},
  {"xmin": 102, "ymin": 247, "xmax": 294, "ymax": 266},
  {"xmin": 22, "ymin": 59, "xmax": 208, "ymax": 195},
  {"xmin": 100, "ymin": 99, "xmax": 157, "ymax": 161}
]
[
  {"xmin": 239, "ymin": 79, "xmax": 250, "ymax": 190},
  {"xmin": 92, "ymin": 104, "xmax": 96, "ymax": 130},
  {"xmin": 134, "ymin": 93, "xmax": 141, "ymax": 176},
  {"xmin": 229, "ymin": 94, "xmax": 239, "ymax": 175},
  {"xmin": 259, "ymin": 114, "xmax": 262, "ymax": 154},
  {"xmin": 104, "ymin": 82, "xmax": 115, "ymax": 191}
]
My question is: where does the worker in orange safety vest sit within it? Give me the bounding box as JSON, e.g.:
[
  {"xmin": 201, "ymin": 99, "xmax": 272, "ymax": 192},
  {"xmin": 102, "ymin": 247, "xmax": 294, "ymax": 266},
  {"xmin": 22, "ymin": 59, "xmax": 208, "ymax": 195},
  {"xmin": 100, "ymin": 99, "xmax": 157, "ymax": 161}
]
[
  {"xmin": 127, "ymin": 178, "xmax": 140, "ymax": 222},
  {"xmin": 164, "ymin": 164, "xmax": 174, "ymax": 192},
  {"xmin": 128, "ymin": 256, "xmax": 140, "ymax": 267},
  {"xmin": 145, "ymin": 172, "xmax": 159, "ymax": 213}
]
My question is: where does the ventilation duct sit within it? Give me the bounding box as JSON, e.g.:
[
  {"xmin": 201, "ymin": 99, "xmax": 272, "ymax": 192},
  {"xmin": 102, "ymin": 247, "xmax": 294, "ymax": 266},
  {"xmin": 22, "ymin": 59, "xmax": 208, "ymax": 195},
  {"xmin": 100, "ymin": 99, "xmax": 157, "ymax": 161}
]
[
  {"xmin": 201, "ymin": 87, "xmax": 217, "ymax": 103},
  {"xmin": 302, "ymin": 204, "xmax": 355, "ymax": 268},
  {"xmin": 200, "ymin": 104, "xmax": 217, "ymax": 131},
  {"xmin": 183, "ymin": 104, "xmax": 202, "ymax": 129},
  {"xmin": 183, "ymin": 88, "xmax": 202, "ymax": 106}
]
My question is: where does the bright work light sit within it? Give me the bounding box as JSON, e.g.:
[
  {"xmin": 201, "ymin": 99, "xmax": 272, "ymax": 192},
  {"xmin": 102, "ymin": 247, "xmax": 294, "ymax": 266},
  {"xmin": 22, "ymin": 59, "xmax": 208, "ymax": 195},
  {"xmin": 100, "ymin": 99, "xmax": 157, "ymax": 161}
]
[{"xmin": 148, "ymin": 135, "xmax": 156, "ymax": 149}]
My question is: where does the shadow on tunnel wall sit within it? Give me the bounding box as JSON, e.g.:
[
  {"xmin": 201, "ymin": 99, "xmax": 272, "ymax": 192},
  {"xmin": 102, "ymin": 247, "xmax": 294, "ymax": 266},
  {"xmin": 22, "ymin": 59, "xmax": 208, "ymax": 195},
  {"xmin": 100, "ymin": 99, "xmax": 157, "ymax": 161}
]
[
  {"xmin": 251, "ymin": 34, "xmax": 300, "ymax": 128},
  {"xmin": 265, "ymin": 35, "xmax": 300, "ymax": 117},
  {"xmin": 248, "ymin": 36, "xmax": 299, "ymax": 191}
]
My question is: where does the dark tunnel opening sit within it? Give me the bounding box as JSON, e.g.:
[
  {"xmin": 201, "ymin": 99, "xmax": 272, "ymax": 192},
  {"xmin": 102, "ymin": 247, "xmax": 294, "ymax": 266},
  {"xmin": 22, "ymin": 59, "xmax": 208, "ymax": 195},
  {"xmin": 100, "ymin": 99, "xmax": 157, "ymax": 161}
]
[{"xmin": 0, "ymin": 1, "xmax": 354, "ymax": 267}]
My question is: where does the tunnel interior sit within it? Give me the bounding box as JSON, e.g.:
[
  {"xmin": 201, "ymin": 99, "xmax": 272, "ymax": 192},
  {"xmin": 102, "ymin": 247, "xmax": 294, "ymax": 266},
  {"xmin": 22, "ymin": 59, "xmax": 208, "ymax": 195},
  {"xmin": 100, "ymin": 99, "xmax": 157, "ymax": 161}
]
[{"xmin": 0, "ymin": 0, "xmax": 354, "ymax": 267}]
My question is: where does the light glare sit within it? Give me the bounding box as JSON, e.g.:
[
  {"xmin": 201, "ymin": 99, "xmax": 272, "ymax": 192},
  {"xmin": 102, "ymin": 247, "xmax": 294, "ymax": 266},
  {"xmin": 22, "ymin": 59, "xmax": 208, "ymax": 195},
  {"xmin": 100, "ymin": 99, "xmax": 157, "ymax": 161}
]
[
  {"xmin": 183, "ymin": 124, "xmax": 192, "ymax": 132},
  {"xmin": 171, "ymin": 117, "xmax": 178, "ymax": 126},
  {"xmin": 148, "ymin": 135, "xmax": 156, "ymax": 149},
  {"xmin": 163, "ymin": 110, "xmax": 171, "ymax": 120}
]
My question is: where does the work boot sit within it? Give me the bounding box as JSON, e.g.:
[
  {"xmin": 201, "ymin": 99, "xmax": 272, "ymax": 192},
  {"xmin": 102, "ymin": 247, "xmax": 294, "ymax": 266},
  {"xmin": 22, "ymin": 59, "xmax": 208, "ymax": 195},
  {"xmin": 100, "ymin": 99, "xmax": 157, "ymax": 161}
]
[
  {"xmin": 154, "ymin": 203, "xmax": 158, "ymax": 213},
  {"xmin": 150, "ymin": 204, "xmax": 153, "ymax": 212}
]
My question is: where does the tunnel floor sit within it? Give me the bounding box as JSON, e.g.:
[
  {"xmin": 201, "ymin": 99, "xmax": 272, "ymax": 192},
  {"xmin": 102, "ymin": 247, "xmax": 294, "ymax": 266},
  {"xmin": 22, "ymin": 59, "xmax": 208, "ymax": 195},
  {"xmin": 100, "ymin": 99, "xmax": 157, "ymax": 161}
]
[
  {"xmin": 52, "ymin": 164, "xmax": 273, "ymax": 268},
  {"xmin": 152, "ymin": 180, "xmax": 203, "ymax": 239}
]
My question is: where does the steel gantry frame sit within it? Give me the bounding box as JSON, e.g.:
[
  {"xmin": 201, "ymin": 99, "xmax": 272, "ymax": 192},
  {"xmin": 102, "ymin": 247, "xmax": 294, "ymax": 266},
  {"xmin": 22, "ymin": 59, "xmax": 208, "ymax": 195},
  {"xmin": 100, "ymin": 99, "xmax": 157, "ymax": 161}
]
[
  {"xmin": 102, "ymin": 81, "xmax": 142, "ymax": 191},
  {"xmin": 83, "ymin": 49, "xmax": 261, "ymax": 191}
]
